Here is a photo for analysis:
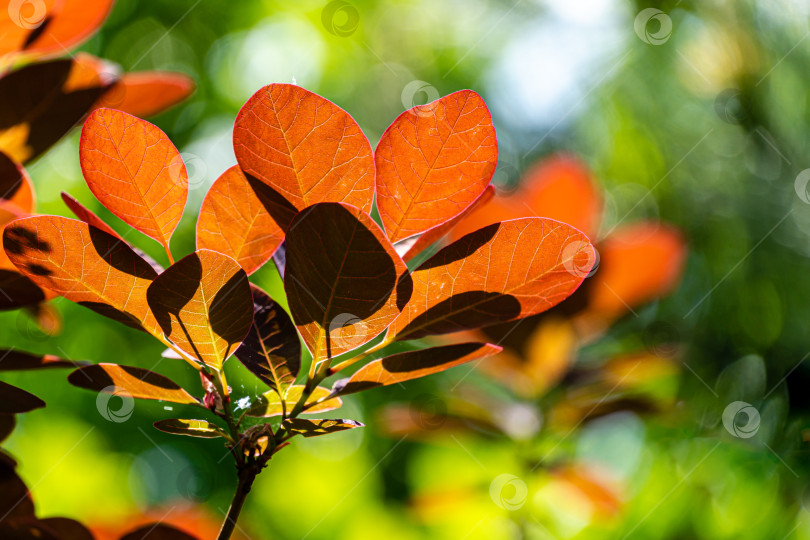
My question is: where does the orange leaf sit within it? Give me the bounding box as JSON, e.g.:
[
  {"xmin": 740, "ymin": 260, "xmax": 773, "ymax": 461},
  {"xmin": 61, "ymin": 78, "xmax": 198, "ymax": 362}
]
[
  {"xmin": 0, "ymin": 55, "xmax": 115, "ymax": 163},
  {"xmin": 580, "ymin": 223, "xmax": 686, "ymax": 327},
  {"xmin": 334, "ymin": 342, "xmax": 502, "ymax": 396},
  {"xmin": 67, "ymin": 363, "xmax": 198, "ymax": 404},
  {"xmin": 196, "ymin": 166, "xmax": 284, "ymax": 275},
  {"xmin": 11, "ymin": 0, "xmax": 114, "ymax": 60},
  {"xmin": 401, "ymin": 185, "xmax": 495, "ymax": 263},
  {"xmin": 233, "ymin": 84, "xmax": 375, "ymax": 219},
  {"xmin": 80, "ymin": 108, "xmax": 188, "ymax": 252},
  {"xmin": 391, "ymin": 218, "xmax": 595, "ymax": 340},
  {"xmin": 247, "ymin": 385, "xmax": 341, "ymax": 417},
  {"xmin": 146, "ymin": 250, "xmax": 254, "ymax": 369},
  {"xmin": 3, "ymin": 215, "xmax": 160, "ymax": 331},
  {"xmin": 98, "ymin": 71, "xmax": 195, "ymax": 118},
  {"xmin": 284, "ymin": 202, "xmax": 409, "ymax": 361},
  {"xmin": 376, "ymin": 90, "xmax": 497, "ymax": 243},
  {"xmin": 235, "ymin": 284, "xmax": 300, "ymax": 393},
  {"xmin": 0, "ymin": 152, "xmax": 34, "ymax": 213}
]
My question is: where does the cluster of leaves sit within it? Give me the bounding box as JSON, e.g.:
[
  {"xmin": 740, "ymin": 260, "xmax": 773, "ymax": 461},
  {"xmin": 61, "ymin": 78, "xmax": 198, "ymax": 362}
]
[
  {"xmin": 0, "ymin": 0, "xmax": 193, "ymax": 328},
  {"xmin": 0, "ymin": 83, "xmax": 596, "ymax": 484}
]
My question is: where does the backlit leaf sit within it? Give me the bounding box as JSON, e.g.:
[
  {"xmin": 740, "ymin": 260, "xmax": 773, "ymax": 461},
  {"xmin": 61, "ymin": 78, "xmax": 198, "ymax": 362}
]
[
  {"xmin": 0, "ymin": 54, "xmax": 116, "ymax": 163},
  {"xmin": 579, "ymin": 223, "xmax": 686, "ymax": 327},
  {"xmin": 284, "ymin": 202, "xmax": 410, "ymax": 361},
  {"xmin": 3, "ymin": 215, "xmax": 160, "ymax": 331},
  {"xmin": 0, "ymin": 350, "xmax": 85, "ymax": 371},
  {"xmin": 119, "ymin": 524, "xmax": 199, "ymax": 540},
  {"xmin": 80, "ymin": 108, "xmax": 188, "ymax": 252},
  {"xmin": 0, "ymin": 381, "xmax": 45, "ymax": 413},
  {"xmin": 391, "ymin": 218, "xmax": 595, "ymax": 340},
  {"xmin": 37, "ymin": 518, "xmax": 95, "ymax": 540},
  {"xmin": 282, "ymin": 418, "xmax": 363, "ymax": 438},
  {"xmin": 333, "ymin": 342, "xmax": 502, "ymax": 396},
  {"xmin": 12, "ymin": 0, "xmax": 114, "ymax": 59},
  {"xmin": 401, "ymin": 185, "xmax": 495, "ymax": 263},
  {"xmin": 247, "ymin": 385, "xmax": 341, "ymax": 417},
  {"xmin": 98, "ymin": 71, "xmax": 195, "ymax": 118},
  {"xmin": 61, "ymin": 191, "xmax": 165, "ymax": 273},
  {"xmin": 196, "ymin": 166, "xmax": 284, "ymax": 275},
  {"xmin": 233, "ymin": 84, "xmax": 375, "ymax": 218},
  {"xmin": 153, "ymin": 419, "xmax": 227, "ymax": 439},
  {"xmin": 146, "ymin": 250, "xmax": 254, "ymax": 369},
  {"xmin": 67, "ymin": 363, "xmax": 198, "ymax": 404},
  {"xmin": 375, "ymin": 90, "xmax": 497, "ymax": 243},
  {"xmin": 235, "ymin": 284, "xmax": 300, "ymax": 393},
  {"xmin": 0, "ymin": 151, "xmax": 34, "ymax": 213}
]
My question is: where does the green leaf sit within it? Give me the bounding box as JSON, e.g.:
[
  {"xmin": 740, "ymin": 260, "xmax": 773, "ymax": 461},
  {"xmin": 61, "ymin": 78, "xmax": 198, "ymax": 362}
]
[
  {"xmin": 246, "ymin": 385, "xmax": 341, "ymax": 418},
  {"xmin": 153, "ymin": 419, "xmax": 228, "ymax": 439},
  {"xmin": 282, "ymin": 418, "xmax": 364, "ymax": 438}
]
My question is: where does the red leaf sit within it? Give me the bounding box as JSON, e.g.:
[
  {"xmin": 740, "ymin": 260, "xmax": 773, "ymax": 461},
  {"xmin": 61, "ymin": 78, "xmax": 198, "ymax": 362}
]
[
  {"xmin": 235, "ymin": 284, "xmax": 300, "ymax": 393},
  {"xmin": 80, "ymin": 108, "xmax": 188, "ymax": 253},
  {"xmin": 67, "ymin": 363, "xmax": 198, "ymax": 404},
  {"xmin": 146, "ymin": 250, "xmax": 254, "ymax": 369},
  {"xmin": 391, "ymin": 218, "xmax": 595, "ymax": 340},
  {"xmin": 375, "ymin": 90, "xmax": 497, "ymax": 243},
  {"xmin": 98, "ymin": 71, "xmax": 195, "ymax": 118},
  {"xmin": 3, "ymin": 215, "xmax": 160, "ymax": 331},
  {"xmin": 233, "ymin": 84, "xmax": 375, "ymax": 218},
  {"xmin": 284, "ymin": 202, "xmax": 409, "ymax": 361},
  {"xmin": 196, "ymin": 166, "xmax": 284, "ymax": 275},
  {"xmin": 334, "ymin": 342, "xmax": 502, "ymax": 395},
  {"xmin": 0, "ymin": 152, "xmax": 35, "ymax": 213},
  {"xmin": 401, "ymin": 185, "xmax": 495, "ymax": 263},
  {"xmin": 16, "ymin": 0, "xmax": 114, "ymax": 59},
  {"xmin": 0, "ymin": 381, "xmax": 45, "ymax": 413}
]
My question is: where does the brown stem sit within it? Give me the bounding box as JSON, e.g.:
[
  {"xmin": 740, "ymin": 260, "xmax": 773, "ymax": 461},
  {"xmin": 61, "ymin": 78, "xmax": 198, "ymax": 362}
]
[{"xmin": 217, "ymin": 466, "xmax": 257, "ymax": 540}]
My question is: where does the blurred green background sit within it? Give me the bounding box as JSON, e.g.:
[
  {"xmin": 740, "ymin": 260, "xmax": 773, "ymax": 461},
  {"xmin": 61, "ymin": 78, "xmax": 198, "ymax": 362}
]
[{"xmin": 3, "ymin": 0, "xmax": 810, "ymax": 538}]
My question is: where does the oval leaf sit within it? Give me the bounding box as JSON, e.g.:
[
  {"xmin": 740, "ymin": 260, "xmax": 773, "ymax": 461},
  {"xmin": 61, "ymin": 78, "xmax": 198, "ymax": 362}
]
[
  {"xmin": 0, "ymin": 457, "xmax": 34, "ymax": 521},
  {"xmin": 284, "ymin": 202, "xmax": 410, "ymax": 361},
  {"xmin": 80, "ymin": 108, "xmax": 188, "ymax": 251},
  {"xmin": 235, "ymin": 284, "xmax": 300, "ymax": 392},
  {"xmin": 119, "ymin": 524, "xmax": 199, "ymax": 540},
  {"xmin": 196, "ymin": 166, "xmax": 284, "ymax": 274},
  {"xmin": 391, "ymin": 218, "xmax": 595, "ymax": 340},
  {"xmin": 0, "ymin": 381, "xmax": 45, "ymax": 413},
  {"xmin": 146, "ymin": 250, "xmax": 254, "ymax": 369},
  {"xmin": 19, "ymin": 0, "xmax": 114, "ymax": 59},
  {"xmin": 98, "ymin": 71, "xmax": 195, "ymax": 118},
  {"xmin": 333, "ymin": 342, "xmax": 502, "ymax": 396},
  {"xmin": 67, "ymin": 363, "xmax": 198, "ymax": 405},
  {"xmin": 233, "ymin": 84, "xmax": 375, "ymax": 219},
  {"xmin": 247, "ymin": 385, "xmax": 341, "ymax": 417},
  {"xmin": 282, "ymin": 418, "xmax": 363, "ymax": 438},
  {"xmin": 153, "ymin": 419, "xmax": 226, "ymax": 439},
  {"xmin": 3, "ymin": 215, "xmax": 160, "ymax": 331},
  {"xmin": 375, "ymin": 90, "xmax": 497, "ymax": 243}
]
